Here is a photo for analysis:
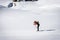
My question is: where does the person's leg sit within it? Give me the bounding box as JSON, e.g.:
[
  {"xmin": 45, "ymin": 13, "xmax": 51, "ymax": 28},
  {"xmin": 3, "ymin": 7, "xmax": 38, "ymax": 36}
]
[{"xmin": 37, "ymin": 26, "xmax": 39, "ymax": 31}]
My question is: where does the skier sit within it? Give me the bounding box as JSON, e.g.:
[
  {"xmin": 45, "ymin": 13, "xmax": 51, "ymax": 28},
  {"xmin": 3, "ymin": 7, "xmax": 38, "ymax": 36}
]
[{"xmin": 33, "ymin": 21, "xmax": 40, "ymax": 31}]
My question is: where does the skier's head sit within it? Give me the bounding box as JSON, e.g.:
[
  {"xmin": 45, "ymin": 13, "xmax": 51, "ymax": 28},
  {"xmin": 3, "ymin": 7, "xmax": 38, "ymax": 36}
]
[{"xmin": 33, "ymin": 21, "xmax": 39, "ymax": 25}]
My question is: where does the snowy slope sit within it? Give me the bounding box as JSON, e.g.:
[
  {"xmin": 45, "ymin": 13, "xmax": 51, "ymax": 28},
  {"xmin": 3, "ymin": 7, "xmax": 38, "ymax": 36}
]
[
  {"xmin": 0, "ymin": 6, "xmax": 60, "ymax": 40},
  {"xmin": 0, "ymin": 0, "xmax": 60, "ymax": 40},
  {"xmin": 0, "ymin": 5, "xmax": 6, "ymax": 8}
]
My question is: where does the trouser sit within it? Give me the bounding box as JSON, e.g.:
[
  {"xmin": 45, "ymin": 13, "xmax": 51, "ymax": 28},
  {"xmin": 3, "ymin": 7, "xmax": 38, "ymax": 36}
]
[{"xmin": 37, "ymin": 26, "xmax": 39, "ymax": 31}]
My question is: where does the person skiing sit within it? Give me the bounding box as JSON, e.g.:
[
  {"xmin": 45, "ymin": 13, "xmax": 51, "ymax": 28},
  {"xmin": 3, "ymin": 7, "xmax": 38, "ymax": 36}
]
[{"xmin": 33, "ymin": 21, "xmax": 40, "ymax": 31}]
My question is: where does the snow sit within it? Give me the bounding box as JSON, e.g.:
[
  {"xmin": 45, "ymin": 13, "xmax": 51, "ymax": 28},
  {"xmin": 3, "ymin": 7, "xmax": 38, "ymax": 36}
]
[
  {"xmin": 0, "ymin": 5, "xmax": 6, "ymax": 8},
  {"xmin": 0, "ymin": 0, "xmax": 60, "ymax": 40}
]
